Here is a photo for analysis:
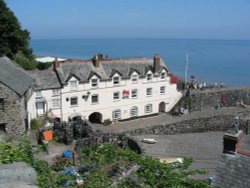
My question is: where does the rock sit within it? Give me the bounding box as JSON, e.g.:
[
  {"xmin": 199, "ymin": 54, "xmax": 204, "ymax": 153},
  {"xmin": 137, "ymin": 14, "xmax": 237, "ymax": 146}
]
[{"xmin": 0, "ymin": 162, "xmax": 37, "ymax": 188}]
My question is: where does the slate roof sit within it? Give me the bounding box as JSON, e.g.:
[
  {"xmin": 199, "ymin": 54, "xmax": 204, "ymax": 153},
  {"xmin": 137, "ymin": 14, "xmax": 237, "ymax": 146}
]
[
  {"xmin": 212, "ymin": 153, "xmax": 250, "ymax": 188},
  {"xmin": 0, "ymin": 57, "xmax": 33, "ymax": 96},
  {"xmin": 56, "ymin": 57, "xmax": 168, "ymax": 84},
  {"xmin": 27, "ymin": 67, "xmax": 61, "ymax": 90}
]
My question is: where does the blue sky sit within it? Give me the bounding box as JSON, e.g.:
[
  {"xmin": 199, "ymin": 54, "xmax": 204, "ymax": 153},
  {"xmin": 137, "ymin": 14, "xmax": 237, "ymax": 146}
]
[{"xmin": 5, "ymin": 0, "xmax": 250, "ymax": 40}]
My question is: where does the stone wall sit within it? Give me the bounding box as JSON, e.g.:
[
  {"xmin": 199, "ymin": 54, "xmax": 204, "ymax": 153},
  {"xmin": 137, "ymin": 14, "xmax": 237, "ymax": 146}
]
[
  {"xmin": 124, "ymin": 109, "xmax": 250, "ymax": 136},
  {"xmin": 0, "ymin": 83, "xmax": 27, "ymax": 136},
  {"xmin": 187, "ymin": 87, "xmax": 250, "ymax": 112}
]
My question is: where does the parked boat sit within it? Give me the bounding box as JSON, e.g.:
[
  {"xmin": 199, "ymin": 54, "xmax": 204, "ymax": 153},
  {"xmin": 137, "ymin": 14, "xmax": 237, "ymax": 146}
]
[{"xmin": 141, "ymin": 138, "xmax": 158, "ymax": 144}]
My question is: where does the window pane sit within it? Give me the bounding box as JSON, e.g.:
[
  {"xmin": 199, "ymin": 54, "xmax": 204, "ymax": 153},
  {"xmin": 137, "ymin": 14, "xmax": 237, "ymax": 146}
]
[
  {"xmin": 145, "ymin": 104, "xmax": 152, "ymax": 113},
  {"xmin": 52, "ymin": 89, "xmax": 60, "ymax": 96},
  {"xmin": 130, "ymin": 106, "xmax": 138, "ymax": 117},
  {"xmin": 161, "ymin": 72, "xmax": 166, "ymax": 79},
  {"xmin": 52, "ymin": 98, "xmax": 60, "ymax": 108},
  {"xmin": 132, "ymin": 75, "xmax": 138, "ymax": 83},
  {"xmin": 147, "ymin": 73, "xmax": 152, "ymax": 81},
  {"xmin": 131, "ymin": 89, "xmax": 137, "ymax": 98},
  {"xmin": 146, "ymin": 88, "xmax": 152, "ymax": 96},
  {"xmin": 113, "ymin": 77, "xmax": 120, "ymax": 85},
  {"xmin": 112, "ymin": 109, "xmax": 121, "ymax": 120},
  {"xmin": 92, "ymin": 95, "xmax": 99, "ymax": 104},
  {"xmin": 70, "ymin": 97, "xmax": 78, "ymax": 106},
  {"xmin": 160, "ymin": 86, "xmax": 165, "ymax": 94},
  {"xmin": 113, "ymin": 92, "xmax": 120, "ymax": 100},
  {"xmin": 69, "ymin": 81, "xmax": 77, "ymax": 90},
  {"xmin": 91, "ymin": 79, "xmax": 98, "ymax": 87}
]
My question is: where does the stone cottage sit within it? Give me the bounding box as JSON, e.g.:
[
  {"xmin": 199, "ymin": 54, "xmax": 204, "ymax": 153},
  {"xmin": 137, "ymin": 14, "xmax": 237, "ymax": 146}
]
[{"xmin": 0, "ymin": 57, "xmax": 33, "ymax": 136}]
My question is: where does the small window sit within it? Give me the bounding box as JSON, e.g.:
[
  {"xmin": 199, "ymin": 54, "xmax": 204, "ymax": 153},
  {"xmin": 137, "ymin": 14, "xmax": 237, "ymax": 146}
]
[
  {"xmin": 52, "ymin": 98, "xmax": 60, "ymax": 108},
  {"xmin": 113, "ymin": 76, "xmax": 120, "ymax": 85},
  {"xmin": 52, "ymin": 89, "xmax": 60, "ymax": 96},
  {"xmin": 161, "ymin": 72, "xmax": 166, "ymax": 79},
  {"xmin": 113, "ymin": 92, "xmax": 120, "ymax": 100},
  {"xmin": 160, "ymin": 86, "xmax": 166, "ymax": 94},
  {"xmin": 36, "ymin": 91, "xmax": 42, "ymax": 98},
  {"xmin": 146, "ymin": 88, "xmax": 152, "ymax": 97},
  {"xmin": 70, "ymin": 97, "xmax": 78, "ymax": 107},
  {"xmin": 145, "ymin": 104, "xmax": 153, "ymax": 114},
  {"xmin": 147, "ymin": 73, "xmax": 153, "ymax": 81},
  {"xmin": 91, "ymin": 79, "xmax": 98, "ymax": 88},
  {"xmin": 131, "ymin": 89, "xmax": 138, "ymax": 99},
  {"xmin": 112, "ymin": 109, "xmax": 121, "ymax": 120},
  {"xmin": 0, "ymin": 99, "xmax": 4, "ymax": 112},
  {"xmin": 91, "ymin": 94, "xmax": 99, "ymax": 104},
  {"xmin": 131, "ymin": 75, "xmax": 138, "ymax": 83},
  {"xmin": 130, "ymin": 106, "xmax": 138, "ymax": 117},
  {"xmin": 69, "ymin": 80, "xmax": 77, "ymax": 91}
]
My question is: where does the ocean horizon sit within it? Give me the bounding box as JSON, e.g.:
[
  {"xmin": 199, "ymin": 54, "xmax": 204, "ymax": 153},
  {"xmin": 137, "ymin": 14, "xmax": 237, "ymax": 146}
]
[{"xmin": 30, "ymin": 38, "xmax": 250, "ymax": 87}]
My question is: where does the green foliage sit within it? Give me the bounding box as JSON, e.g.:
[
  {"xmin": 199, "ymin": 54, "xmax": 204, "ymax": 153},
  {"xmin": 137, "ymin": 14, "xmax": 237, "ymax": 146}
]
[
  {"xmin": 37, "ymin": 61, "xmax": 53, "ymax": 70},
  {"xmin": 0, "ymin": 0, "xmax": 36, "ymax": 69},
  {"xmin": 30, "ymin": 118, "xmax": 41, "ymax": 130},
  {"xmin": 0, "ymin": 139, "xmax": 211, "ymax": 188},
  {"xmin": 13, "ymin": 52, "xmax": 37, "ymax": 70}
]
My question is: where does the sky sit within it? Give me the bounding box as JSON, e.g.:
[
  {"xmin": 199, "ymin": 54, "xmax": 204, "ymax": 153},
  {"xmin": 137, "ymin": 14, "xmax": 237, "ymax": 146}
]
[{"xmin": 5, "ymin": 0, "xmax": 250, "ymax": 40}]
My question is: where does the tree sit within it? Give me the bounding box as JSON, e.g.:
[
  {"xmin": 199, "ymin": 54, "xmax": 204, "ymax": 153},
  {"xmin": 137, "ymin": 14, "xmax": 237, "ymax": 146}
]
[{"xmin": 0, "ymin": 0, "xmax": 33, "ymax": 63}]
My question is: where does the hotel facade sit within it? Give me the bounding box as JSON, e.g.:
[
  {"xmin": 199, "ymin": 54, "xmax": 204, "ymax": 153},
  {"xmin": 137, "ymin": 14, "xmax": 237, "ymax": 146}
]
[{"xmin": 27, "ymin": 54, "xmax": 182, "ymax": 124}]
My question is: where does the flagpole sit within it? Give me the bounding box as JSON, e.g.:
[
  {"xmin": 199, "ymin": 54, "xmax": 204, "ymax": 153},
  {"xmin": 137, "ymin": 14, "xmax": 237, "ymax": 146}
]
[{"xmin": 184, "ymin": 53, "xmax": 189, "ymax": 89}]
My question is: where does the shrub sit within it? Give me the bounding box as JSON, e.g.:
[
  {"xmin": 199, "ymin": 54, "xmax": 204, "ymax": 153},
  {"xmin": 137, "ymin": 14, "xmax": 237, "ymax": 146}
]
[{"xmin": 30, "ymin": 118, "xmax": 41, "ymax": 130}]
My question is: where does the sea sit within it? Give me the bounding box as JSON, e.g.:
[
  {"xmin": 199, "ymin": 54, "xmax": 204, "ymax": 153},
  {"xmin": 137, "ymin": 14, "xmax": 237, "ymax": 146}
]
[{"xmin": 30, "ymin": 38, "xmax": 250, "ymax": 87}]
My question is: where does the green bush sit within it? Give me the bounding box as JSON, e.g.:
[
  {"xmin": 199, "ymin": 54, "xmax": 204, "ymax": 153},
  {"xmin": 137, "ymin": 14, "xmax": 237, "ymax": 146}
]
[
  {"xmin": 14, "ymin": 52, "xmax": 37, "ymax": 70},
  {"xmin": 30, "ymin": 118, "xmax": 41, "ymax": 130}
]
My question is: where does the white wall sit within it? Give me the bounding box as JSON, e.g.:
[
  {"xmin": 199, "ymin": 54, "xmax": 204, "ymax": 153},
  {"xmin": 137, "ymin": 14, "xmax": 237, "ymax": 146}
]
[
  {"xmin": 60, "ymin": 70, "xmax": 182, "ymax": 122},
  {"xmin": 28, "ymin": 70, "xmax": 182, "ymax": 123}
]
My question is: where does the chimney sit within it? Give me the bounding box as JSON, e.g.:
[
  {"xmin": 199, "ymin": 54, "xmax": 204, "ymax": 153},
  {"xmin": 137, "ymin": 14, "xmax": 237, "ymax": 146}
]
[
  {"xmin": 92, "ymin": 55, "xmax": 100, "ymax": 68},
  {"xmin": 53, "ymin": 58, "xmax": 60, "ymax": 70},
  {"xmin": 154, "ymin": 53, "xmax": 161, "ymax": 73},
  {"xmin": 223, "ymin": 117, "xmax": 243, "ymax": 154}
]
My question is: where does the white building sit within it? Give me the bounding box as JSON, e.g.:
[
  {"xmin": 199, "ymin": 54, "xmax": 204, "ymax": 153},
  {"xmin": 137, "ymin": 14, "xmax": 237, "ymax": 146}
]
[{"xmin": 27, "ymin": 54, "xmax": 182, "ymax": 124}]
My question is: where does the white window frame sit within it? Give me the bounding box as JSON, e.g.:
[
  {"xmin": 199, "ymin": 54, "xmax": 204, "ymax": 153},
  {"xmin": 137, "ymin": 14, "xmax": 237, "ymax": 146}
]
[
  {"xmin": 131, "ymin": 89, "xmax": 138, "ymax": 99},
  {"xmin": 91, "ymin": 94, "xmax": 99, "ymax": 104},
  {"xmin": 130, "ymin": 106, "xmax": 138, "ymax": 117},
  {"xmin": 146, "ymin": 73, "xmax": 153, "ymax": 81},
  {"xmin": 161, "ymin": 72, "xmax": 166, "ymax": 79},
  {"xmin": 131, "ymin": 75, "xmax": 138, "ymax": 83},
  {"xmin": 146, "ymin": 88, "xmax": 152, "ymax": 97},
  {"xmin": 70, "ymin": 97, "xmax": 78, "ymax": 107},
  {"xmin": 113, "ymin": 76, "xmax": 120, "ymax": 85},
  {"xmin": 52, "ymin": 89, "xmax": 60, "ymax": 96},
  {"xmin": 69, "ymin": 80, "xmax": 77, "ymax": 91},
  {"xmin": 112, "ymin": 109, "xmax": 121, "ymax": 120},
  {"xmin": 36, "ymin": 91, "xmax": 42, "ymax": 98},
  {"xmin": 160, "ymin": 86, "xmax": 166, "ymax": 94},
  {"xmin": 113, "ymin": 91, "xmax": 120, "ymax": 101},
  {"xmin": 52, "ymin": 98, "xmax": 60, "ymax": 109},
  {"xmin": 145, "ymin": 104, "xmax": 153, "ymax": 114},
  {"xmin": 91, "ymin": 78, "xmax": 98, "ymax": 88}
]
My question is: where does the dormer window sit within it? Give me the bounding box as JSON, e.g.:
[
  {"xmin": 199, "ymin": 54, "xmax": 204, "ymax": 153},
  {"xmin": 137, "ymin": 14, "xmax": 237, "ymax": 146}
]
[
  {"xmin": 147, "ymin": 73, "xmax": 153, "ymax": 81},
  {"xmin": 161, "ymin": 72, "xmax": 166, "ymax": 79},
  {"xmin": 131, "ymin": 75, "xmax": 138, "ymax": 83},
  {"xmin": 36, "ymin": 91, "xmax": 42, "ymax": 98},
  {"xmin": 69, "ymin": 80, "xmax": 77, "ymax": 91},
  {"xmin": 52, "ymin": 89, "xmax": 60, "ymax": 96},
  {"xmin": 113, "ymin": 76, "xmax": 120, "ymax": 85},
  {"xmin": 91, "ymin": 78, "xmax": 98, "ymax": 88}
]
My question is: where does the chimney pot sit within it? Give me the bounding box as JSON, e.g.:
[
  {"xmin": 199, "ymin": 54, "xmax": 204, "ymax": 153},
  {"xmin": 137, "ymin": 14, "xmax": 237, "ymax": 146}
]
[
  {"xmin": 93, "ymin": 55, "xmax": 100, "ymax": 68},
  {"xmin": 154, "ymin": 53, "xmax": 161, "ymax": 73},
  {"xmin": 53, "ymin": 58, "xmax": 60, "ymax": 70}
]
